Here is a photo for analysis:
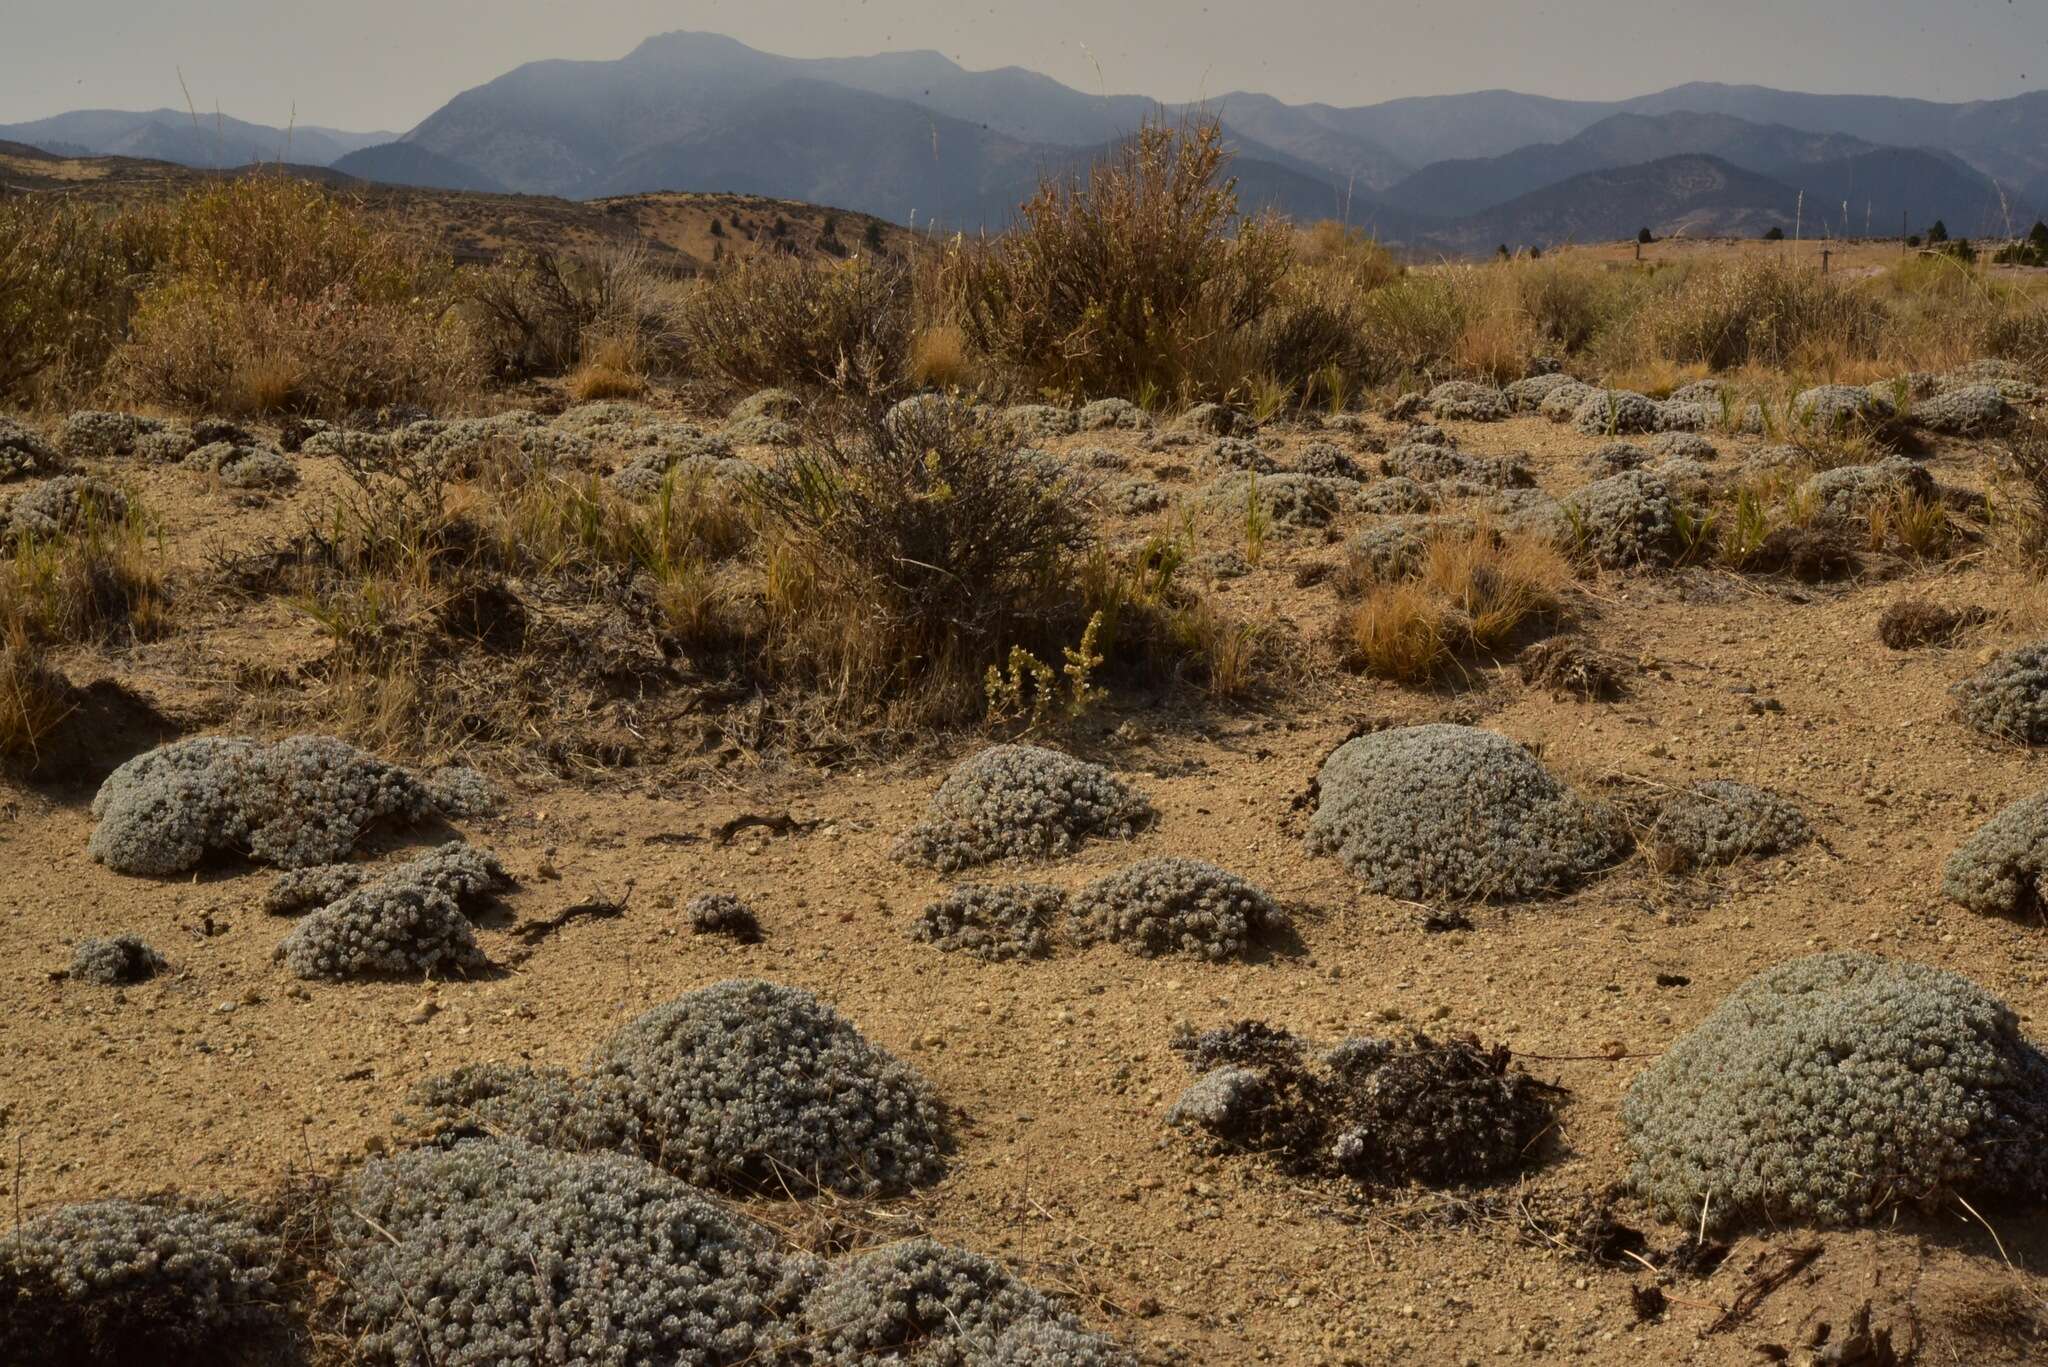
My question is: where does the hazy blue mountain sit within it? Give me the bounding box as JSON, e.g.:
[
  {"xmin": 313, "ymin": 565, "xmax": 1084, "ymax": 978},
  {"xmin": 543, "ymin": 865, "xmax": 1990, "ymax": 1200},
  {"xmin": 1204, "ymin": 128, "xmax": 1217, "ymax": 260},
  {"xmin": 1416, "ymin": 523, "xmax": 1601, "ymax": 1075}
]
[
  {"xmin": 1767, "ymin": 147, "xmax": 2030, "ymax": 239},
  {"xmin": 0, "ymin": 109, "xmax": 390, "ymax": 168},
  {"xmin": 1432, "ymin": 155, "xmax": 1801, "ymax": 254},
  {"xmin": 1381, "ymin": 112, "xmax": 1876, "ymax": 218},
  {"xmin": 332, "ymin": 141, "xmax": 510, "ymax": 193},
  {"xmin": 1615, "ymin": 83, "xmax": 2048, "ymax": 186},
  {"xmin": 1293, "ymin": 90, "xmax": 1617, "ymax": 167},
  {"xmin": 27, "ymin": 32, "xmax": 2048, "ymax": 253}
]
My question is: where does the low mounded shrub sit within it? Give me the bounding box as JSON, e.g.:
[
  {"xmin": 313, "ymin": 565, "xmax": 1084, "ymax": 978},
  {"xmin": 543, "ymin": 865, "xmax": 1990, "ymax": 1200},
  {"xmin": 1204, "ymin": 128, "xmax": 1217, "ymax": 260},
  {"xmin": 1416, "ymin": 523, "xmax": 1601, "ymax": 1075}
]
[
  {"xmin": 1306, "ymin": 724, "xmax": 1621, "ymax": 901},
  {"xmin": 1424, "ymin": 381, "xmax": 1507, "ymax": 422},
  {"xmin": 1798, "ymin": 458, "xmax": 1935, "ymax": 525},
  {"xmin": 276, "ymin": 881, "xmax": 488, "ymax": 981},
  {"xmin": 588, "ymin": 979, "xmax": 949, "ymax": 1196},
  {"xmin": 1944, "ymin": 791, "xmax": 2048, "ymax": 917},
  {"xmin": 1646, "ymin": 780, "xmax": 1810, "ymax": 873},
  {"xmin": 1572, "ymin": 389, "xmax": 1659, "ymax": 436},
  {"xmin": 1794, "ymin": 383, "xmax": 1894, "ymax": 434},
  {"xmin": 1564, "ymin": 470, "xmax": 1685, "ymax": 568},
  {"xmin": 794, "ymin": 1238, "xmax": 1133, "ymax": 1366},
  {"xmin": 1204, "ymin": 471, "xmax": 1340, "ymax": 528},
  {"xmin": 88, "ymin": 735, "xmax": 445, "ymax": 875},
  {"xmin": 1914, "ymin": 383, "xmax": 2011, "ymax": 436},
  {"xmin": 333, "ymin": 1138, "xmax": 801, "ymax": 1367},
  {"xmin": 59, "ymin": 411, "xmax": 163, "ymax": 461},
  {"xmin": 1623, "ymin": 953, "xmax": 2048, "ymax": 1231},
  {"xmin": 891, "ymin": 745, "xmax": 1152, "ymax": 873},
  {"xmin": 182, "ymin": 441, "xmax": 296, "ymax": 491},
  {"xmin": 69, "ymin": 934, "xmax": 166, "ymax": 985},
  {"xmin": 912, "ymin": 883, "xmax": 1067, "ymax": 961},
  {"xmin": 1069, "ymin": 857, "xmax": 1285, "ymax": 961},
  {"xmin": 0, "ymin": 1199, "xmax": 281, "ymax": 1366},
  {"xmin": 1953, "ymin": 641, "xmax": 2048, "ymax": 744},
  {"xmin": 0, "ymin": 418, "xmax": 61, "ymax": 482},
  {"xmin": 5, "ymin": 475, "xmax": 128, "ymax": 541}
]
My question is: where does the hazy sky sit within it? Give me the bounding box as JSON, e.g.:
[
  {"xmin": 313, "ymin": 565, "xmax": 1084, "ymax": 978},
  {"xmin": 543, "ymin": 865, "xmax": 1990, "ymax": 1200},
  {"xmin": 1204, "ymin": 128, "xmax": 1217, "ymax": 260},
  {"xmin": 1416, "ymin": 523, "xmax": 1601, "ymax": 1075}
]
[{"xmin": 5, "ymin": 0, "xmax": 2047, "ymax": 132}]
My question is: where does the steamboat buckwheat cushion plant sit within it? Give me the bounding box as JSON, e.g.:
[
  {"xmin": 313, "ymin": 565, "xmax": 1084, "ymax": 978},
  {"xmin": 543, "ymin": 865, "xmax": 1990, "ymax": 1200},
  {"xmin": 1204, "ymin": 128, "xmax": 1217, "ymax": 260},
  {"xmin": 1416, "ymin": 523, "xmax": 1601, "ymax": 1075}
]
[{"xmin": 7, "ymin": 5, "xmax": 2048, "ymax": 1362}]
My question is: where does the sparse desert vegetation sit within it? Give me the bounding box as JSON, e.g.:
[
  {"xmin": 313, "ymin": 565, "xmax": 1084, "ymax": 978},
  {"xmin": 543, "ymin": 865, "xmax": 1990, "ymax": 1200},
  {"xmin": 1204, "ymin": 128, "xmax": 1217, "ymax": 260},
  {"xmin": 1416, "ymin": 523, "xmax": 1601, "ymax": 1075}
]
[{"xmin": 7, "ymin": 110, "xmax": 2048, "ymax": 1367}]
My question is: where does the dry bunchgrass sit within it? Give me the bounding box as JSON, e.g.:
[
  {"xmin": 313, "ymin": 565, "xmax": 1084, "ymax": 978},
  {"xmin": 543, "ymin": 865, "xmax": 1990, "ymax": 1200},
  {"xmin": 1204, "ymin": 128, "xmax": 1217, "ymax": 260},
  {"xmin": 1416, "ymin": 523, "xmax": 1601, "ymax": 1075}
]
[
  {"xmin": 0, "ymin": 502, "xmax": 169, "ymax": 647},
  {"xmin": 1420, "ymin": 531, "xmax": 1570, "ymax": 649},
  {"xmin": 908, "ymin": 324, "xmax": 973, "ymax": 390},
  {"xmin": 1339, "ymin": 581, "xmax": 1454, "ymax": 682},
  {"xmin": 1994, "ymin": 417, "xmax": 2048, "ymax": 574},
  {"xmin": 0, "ymin": 633, "xmax": 73, "ymax": 771},
  {"xmin": 1335, "ymin": 525, "xmax": 1570, "ymax": 682},
  {"xmin": 1867, "ymin": 487, "xmax": 1959, "ymax": 559}
]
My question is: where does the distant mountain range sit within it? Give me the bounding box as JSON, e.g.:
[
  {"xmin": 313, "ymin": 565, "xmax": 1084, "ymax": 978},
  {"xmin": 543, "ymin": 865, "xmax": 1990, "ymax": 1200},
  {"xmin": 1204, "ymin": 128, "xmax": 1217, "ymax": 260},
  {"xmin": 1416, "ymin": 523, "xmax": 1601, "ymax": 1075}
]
[
  {"xmin": 11, "ymin": 34, "xmax": 2047, "ymax": 253},
  {"xmin": 0, "ymin": 108, "xmax": 391, "ymax": 170}
]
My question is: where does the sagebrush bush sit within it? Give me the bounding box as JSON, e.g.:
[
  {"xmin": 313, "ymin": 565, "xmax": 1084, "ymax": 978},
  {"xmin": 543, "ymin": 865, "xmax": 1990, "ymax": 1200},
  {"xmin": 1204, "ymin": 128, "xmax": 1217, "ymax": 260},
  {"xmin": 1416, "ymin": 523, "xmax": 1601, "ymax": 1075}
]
[
  {"xmin": 1069, "ymin": 857, "xmax": 1285, "ymax": 961},
  {"xmin": 950, "ymin": 116, "xmax": 1293, "ymax": 399},
  {"xmin": 1307, "ymin": 725, "xmax": 1621, "ymax": 901},
  {"xmin": 121, "ymin": 276, "xmax": 483, "ymax": 418},
  {"xmin": 0, "ymin": 198, "xmax": 166, "ymax": 405},
  {"xmin": 114, "ymin": 178, "xmax": 482, "ymax": 417},
  {"xmin": 1641, "ymin": 259, "xmax": 1887, "ymax": 370},
  {"xmin": 678, "ymin": 252, "xmax": 910, "ymax": 399},
  {"xmin": 891, "ymin": 744, "xmax": 1152, "ymax": 872},
  {"xmin": 754, "ymin": 397, "xmax": 1093, "ymax": 723},
  {"xmin": 0, "ymin": 1198, "xmax": 281, "ymax": 1366},
  {"xmin": 1623, "ymin": 953, "xmax": 2048, "ymax": 1231}
]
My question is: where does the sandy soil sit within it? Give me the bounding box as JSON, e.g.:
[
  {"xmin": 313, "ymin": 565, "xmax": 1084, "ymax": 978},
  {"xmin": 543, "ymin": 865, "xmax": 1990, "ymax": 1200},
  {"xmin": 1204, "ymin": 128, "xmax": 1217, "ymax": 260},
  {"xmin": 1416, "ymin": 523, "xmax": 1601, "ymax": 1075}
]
[{"xmin": 3, "ymin": 399, "xmax": 2046, "ymax": 1365}]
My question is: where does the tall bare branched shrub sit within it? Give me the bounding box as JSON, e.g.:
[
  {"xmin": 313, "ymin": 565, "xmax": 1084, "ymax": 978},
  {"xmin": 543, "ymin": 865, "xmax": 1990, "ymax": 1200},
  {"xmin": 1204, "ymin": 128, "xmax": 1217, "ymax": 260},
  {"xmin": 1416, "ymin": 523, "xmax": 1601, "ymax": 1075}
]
[
  {"xmin": 751, "ymin": 399, "xmax": 1090, "ymax": 719},
  {"xmin": 677, "ymin": 253, "xmax": 911, "ymax": 401},
  {"xmin": 117, "ymin": 177, "xmax": 482, "ymax": 416},
  {"xmin": 0, "ymin": 198, "xmax": 166, "ymax": 404},
  {"xmin": 951, "ymin": 116, "xmax": 1293, "ymax": 399}
]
